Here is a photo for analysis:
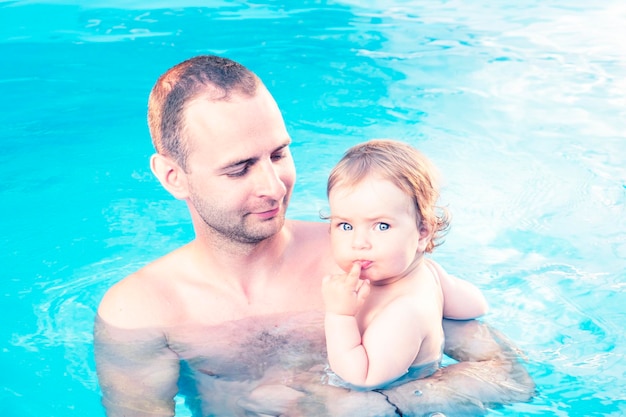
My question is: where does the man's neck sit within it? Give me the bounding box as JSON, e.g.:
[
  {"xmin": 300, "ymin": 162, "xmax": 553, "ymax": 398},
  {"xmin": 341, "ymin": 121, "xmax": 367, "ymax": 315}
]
[{"xmin": 191, "ymin": 221, "xmax": 292, "ymax": 281}]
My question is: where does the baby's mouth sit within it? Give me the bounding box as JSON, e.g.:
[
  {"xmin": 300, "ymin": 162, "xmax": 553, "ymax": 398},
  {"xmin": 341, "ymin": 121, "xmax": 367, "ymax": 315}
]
[{"xmin": 356, "ymin": 260, "xmax": 372, "ymax": 269}]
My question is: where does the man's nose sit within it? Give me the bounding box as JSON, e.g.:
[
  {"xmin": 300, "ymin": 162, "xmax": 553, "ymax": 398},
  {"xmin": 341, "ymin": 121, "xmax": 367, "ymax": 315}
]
[{"xmin": 255, "ymin": 160, "xmax": 286, "ymax": 199}]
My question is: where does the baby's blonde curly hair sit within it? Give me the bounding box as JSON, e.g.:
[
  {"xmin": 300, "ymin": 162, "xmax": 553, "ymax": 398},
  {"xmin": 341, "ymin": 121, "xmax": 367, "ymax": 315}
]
[{"xmin": 327, "ymin": 139, "xmax": 450, "ymax": 253}]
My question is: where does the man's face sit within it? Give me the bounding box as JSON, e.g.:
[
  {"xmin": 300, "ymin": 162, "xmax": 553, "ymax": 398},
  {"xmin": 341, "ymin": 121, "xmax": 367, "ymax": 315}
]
[{"xmin": 181, "ymin": 86, "xmax": 296, "ymax": 244}]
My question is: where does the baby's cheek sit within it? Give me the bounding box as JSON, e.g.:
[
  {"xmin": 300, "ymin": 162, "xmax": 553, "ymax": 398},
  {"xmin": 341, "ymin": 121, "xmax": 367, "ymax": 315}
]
[
  {"xmin": 333, "ymin": 251, "xmax": 353, "ymax": 273},
  {"xmin": 338, "ymin": 258, "xmax": 354, "ymax": 274},
  {"xmin": 330, "ymin": 236, "xmax": 356, "ymax": 272}
]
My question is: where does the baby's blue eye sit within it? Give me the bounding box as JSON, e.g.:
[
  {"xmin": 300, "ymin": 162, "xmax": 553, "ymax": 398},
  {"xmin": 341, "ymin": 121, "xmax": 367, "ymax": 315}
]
[
  {"xmin": 376, "ymin": 223, "xmax": 390, "ymax": 231},
  {"xmin": 339, "ymin": 223, "xmax": 353, "ymax": 231}
]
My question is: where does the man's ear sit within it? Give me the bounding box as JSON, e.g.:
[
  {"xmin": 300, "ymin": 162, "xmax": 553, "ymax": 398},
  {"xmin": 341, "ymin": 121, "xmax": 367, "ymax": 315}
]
[{"xmin": 150, "ymin": 153, "xmax": 189, "ymax": 200}]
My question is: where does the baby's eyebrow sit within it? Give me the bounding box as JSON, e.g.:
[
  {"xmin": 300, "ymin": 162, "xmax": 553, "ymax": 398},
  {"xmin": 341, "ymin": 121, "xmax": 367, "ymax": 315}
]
[{"xmin": 364, "ymin": 215, "xmax": 393, "ymax": 222}]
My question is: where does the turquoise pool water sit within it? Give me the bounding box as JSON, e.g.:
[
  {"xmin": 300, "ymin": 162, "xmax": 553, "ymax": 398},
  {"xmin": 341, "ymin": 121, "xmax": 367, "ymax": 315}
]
[{"xmin": 1, "ymin": 1, "xmax": 625, "ymax": 416}]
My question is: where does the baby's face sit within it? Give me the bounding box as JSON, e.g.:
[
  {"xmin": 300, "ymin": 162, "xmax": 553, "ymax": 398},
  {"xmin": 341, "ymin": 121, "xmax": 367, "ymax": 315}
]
[{"xmin": 328, "ymin": 176, "xmax": 425, "ymax": 283}]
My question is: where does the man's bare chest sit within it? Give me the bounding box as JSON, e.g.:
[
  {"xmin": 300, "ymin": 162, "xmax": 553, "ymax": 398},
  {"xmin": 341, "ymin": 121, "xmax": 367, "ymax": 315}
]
[{"xmin": 165, "ymin": 310, "xmax": 328, "ymax": 380}]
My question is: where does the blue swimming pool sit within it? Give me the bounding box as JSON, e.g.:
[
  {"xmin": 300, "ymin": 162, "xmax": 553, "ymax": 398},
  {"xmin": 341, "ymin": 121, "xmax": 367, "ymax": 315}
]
[{"xmin": 1, "ymin": 1, "xmax": 625, "ymax": 416}]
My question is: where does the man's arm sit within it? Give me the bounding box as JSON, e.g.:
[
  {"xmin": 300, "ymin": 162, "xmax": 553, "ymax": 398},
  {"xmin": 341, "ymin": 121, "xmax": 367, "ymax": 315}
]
[
  {"xmin": 382, "ymin": 319, "xmax": 535, "ymax": 416},
  {"xmin": 94, "ymin": 314, "xmax": 180, "ymax": 417}
]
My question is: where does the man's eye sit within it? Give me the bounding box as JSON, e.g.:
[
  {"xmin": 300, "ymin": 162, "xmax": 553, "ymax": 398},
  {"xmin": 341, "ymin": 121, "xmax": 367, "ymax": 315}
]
[
  {"xmin": 376, "ymin": 222, "xmax": 390, "ymax": 231},
  {"xmin": 227, "ymin": 166, "xmax": 249, "ymax": 177},
  {"xmin": 339, "ymin": 223, "xmax": 353, "ymax": 231},
  {"xmin": 271, "ymin": 152, "xmax": 285, "ymax": 161}
]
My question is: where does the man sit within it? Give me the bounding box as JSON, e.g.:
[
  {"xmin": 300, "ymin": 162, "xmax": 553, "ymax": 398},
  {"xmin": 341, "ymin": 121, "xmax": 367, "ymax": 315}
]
[{"xmin": 95, "ymin": 55, "xmax": 533, "ymax": 417}]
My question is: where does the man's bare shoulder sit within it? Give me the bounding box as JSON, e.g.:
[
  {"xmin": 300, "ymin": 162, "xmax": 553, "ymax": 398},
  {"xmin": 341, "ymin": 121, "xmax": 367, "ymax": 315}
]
[
  {"xmin": 97, "ymin": 245, "xmax": 191, "ymax": 329},
  {"xmin": 287, "ymin": 220, "xmax": 332, "ymax": 254},
  {"xmin": 286, "ymin": 219, "xmax": 340, "ymax": 273},
  {"xmin": 288, "ymin": 219, "xmax": 329, "ymax": 240}
]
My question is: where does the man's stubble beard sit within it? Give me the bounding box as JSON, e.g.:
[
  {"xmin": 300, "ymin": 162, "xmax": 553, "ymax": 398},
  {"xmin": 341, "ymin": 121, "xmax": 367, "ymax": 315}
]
[{"xmin": 192, "ymin": 194, "xmax": 290, "ymax": 246}]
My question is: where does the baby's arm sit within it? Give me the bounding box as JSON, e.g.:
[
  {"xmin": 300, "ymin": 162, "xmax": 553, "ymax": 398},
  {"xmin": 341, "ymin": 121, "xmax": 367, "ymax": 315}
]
[
  {"xmin": 323, "ymin": 263, "xmax": 428, "ymax": 389},
  {"xmin": 427, "ymin": 259, "xmax": 489, "ymax": 319},
  {"xmin": 323, "ymin": 263, "xmax": 373, "ymax": 387}
]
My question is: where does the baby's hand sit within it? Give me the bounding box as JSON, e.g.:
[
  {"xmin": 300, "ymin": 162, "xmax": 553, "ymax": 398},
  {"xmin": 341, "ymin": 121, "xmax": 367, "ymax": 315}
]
[{"xmin": 322, "ymin": 262, "xmax": 370, "ymax": 316}]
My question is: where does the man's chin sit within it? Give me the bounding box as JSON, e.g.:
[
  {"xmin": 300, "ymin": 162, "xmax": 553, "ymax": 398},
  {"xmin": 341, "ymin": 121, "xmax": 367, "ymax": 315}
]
[{"xmin": 244, "ymin": 215, "xmax": 285, "ymax": 243}]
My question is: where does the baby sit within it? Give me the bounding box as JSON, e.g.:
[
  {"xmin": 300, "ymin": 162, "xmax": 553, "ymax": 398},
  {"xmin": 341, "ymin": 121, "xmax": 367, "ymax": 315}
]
[{"xmin": 323, "ymin": 139, "xmax": 489, "ymax": 390}]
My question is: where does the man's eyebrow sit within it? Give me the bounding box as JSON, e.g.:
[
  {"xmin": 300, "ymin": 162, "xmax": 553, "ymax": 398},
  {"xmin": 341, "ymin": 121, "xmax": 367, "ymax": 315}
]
[
  {"xmin": 219, "ymin": 140, "xmax": 291, "ymax": 172},
  {"xmin": 272, "ymin": 141, "xmax": 291, "ymax": 153}
]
